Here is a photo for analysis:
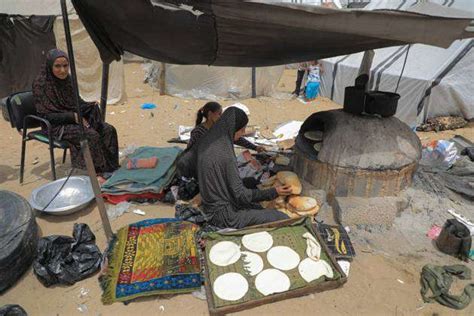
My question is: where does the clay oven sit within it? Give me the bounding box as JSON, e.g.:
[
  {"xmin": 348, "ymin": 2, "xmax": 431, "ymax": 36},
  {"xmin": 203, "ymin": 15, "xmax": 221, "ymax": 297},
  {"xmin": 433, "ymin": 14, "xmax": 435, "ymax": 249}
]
[{"xmin": 292, "ymin": 110, "xmax": 422, "ymax": 200}]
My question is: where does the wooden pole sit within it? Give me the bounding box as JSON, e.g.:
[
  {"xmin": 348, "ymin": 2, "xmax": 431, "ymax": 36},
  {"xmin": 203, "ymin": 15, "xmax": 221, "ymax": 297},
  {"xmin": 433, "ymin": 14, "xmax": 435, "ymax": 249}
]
[
  {"xmin": 159, "ymin": 62, "xmax": 166, "ymax": 95},
  {"xmin": 81, "ymin": 140, "xmax": 113, "ymax": 239},
  {"xmin": 251, "ymin": 67, "xmax": 256, "ymax": 98},
  {"xmin": 61, "ymin": 0, "xmax": 113, "ymax": 240}
]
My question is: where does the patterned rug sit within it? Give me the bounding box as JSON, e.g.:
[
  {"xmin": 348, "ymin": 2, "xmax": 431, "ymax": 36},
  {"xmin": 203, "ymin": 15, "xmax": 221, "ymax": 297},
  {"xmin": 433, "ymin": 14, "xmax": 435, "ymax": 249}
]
[{"xmin": 101, "ymin": 218, "xmax": 201, "ymax": 304}]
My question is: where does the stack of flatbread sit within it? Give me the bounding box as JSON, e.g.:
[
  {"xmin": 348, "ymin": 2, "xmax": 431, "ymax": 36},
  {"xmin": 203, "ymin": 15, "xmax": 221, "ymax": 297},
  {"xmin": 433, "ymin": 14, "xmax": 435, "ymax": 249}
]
[{"xmin": 260, "ymin": 171, "xmax": 319, "ymax": 219}]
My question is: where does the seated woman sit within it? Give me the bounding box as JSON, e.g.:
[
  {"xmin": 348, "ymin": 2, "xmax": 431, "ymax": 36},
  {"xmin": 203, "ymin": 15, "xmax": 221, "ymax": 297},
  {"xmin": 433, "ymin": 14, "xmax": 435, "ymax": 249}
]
[
  {"xmin": 196, "ymin": 107, "xmax": 291, "ymax": 229},
  {"xmin": 187, "ymin": 101, "xmax": 265, "ymax": 152},
  {"xmin": 32, "ymin": 49, "xmax": 119, "ymax": 174}
]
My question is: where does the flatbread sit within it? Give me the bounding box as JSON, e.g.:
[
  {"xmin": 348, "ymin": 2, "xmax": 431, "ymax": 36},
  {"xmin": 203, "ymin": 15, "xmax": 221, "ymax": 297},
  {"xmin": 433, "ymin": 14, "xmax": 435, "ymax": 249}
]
[
  {"xmin": 298, "ymin": 258, "xmax": 334, "ymax": 283},
  {"xmin": 267, "ymin": 246, "xmax": 300, "ymax": 271},
  {"xmin": 255, "ymin": 269, "xmax": 291, "ymax": 296},
  {"xmin": 304, "ymin": 131, "xmax": 323, "ymax": 142},
  {"xmin": 209, "ymin": 241, "xmax": 241, "ymax": 267},
  {"xmin": 213, "ymin": 272, "xmax": 249, "ymax": 301},
  {"xmin": 302, "ymin": 232, "xmax": 321, "ymax": 260},
  {"xmin": 242, "ymin": 231, "xmax": 273, "ymax": 253},
  {"xmin": 241, "ymin": 251, "xmax": 264, "ymax": 276}
]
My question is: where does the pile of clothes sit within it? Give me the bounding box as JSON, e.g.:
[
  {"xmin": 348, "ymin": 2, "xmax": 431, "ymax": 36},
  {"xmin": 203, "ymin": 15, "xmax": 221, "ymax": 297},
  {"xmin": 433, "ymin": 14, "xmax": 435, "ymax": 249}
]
[{"xmin": 101, "ymin": 146, "xmax": 182, "ymax": 204}]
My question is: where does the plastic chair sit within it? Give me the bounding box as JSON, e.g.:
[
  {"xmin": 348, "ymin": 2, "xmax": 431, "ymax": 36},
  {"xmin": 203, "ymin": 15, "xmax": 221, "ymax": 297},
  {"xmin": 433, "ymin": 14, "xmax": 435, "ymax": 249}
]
[{"xmin": 6, "ymin": 91, "xmax": 69, "ymax": 183}]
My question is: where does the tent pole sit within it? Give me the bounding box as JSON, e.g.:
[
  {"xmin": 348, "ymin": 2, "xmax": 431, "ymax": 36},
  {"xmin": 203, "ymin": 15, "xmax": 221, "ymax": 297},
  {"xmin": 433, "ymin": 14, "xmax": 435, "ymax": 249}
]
[
  {"xmin": 60, "ymin": 0, "xmax": 84, "ymax": 133},
  {"xmin": 100, "ymin": 62, "xmax": 110, "ymax": 121},
  {"xmin": 60, "ymin": 0, "xmax": 113, "ymax": 240},
  {"xmin": 159, "ymin": 62, "xmax": 166, "ymax": 95},
  {"xmin": 251, "ymin": 67, "xmax": 256, "ymax": 98}
]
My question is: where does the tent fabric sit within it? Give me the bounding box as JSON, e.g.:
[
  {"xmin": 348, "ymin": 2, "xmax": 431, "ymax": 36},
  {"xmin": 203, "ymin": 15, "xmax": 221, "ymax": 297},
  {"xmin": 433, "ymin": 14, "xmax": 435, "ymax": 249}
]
[
  {"xmin": 0, "ymin": 15, "xmax": 56, "ymax": 99},
  {"xmin": 71, "ymin": 0, "xmax": 473, "ymax": 66},
  {"xmin": 319, "ymin": 0, "xmax": 474, "ymax": 127},
  {"xmin": 53, "ymin": 18, "xmax": 123, "ymax": 104},
  {"xmin": 144, "ymin": 62, "xmax": 284, "ymax": 99},
  {"xmin": 0, "ymin": 0, "xmax": 74, "ymax": 16},
  {"xmin": 1, "ymin": 2, "xmax": 124, "ymax": 104}
]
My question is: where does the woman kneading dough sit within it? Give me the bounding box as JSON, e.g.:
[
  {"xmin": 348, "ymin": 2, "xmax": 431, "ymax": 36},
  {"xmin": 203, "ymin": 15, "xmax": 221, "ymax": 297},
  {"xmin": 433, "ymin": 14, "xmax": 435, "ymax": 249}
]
[{"xmin": 197, "ymin": 107, "xmax": 292, "ymax": 228}]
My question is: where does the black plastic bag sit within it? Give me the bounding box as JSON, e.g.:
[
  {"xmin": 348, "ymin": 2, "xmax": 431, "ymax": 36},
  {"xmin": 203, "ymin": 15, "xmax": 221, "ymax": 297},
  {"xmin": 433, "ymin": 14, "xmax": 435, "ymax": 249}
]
[
  {"xmin": 33, "ymin": 223, "xmax": 101, "ymax": 287},
  {"xmin": 0, "ymin": 305, "xmax": 27, "ymax": 316}
]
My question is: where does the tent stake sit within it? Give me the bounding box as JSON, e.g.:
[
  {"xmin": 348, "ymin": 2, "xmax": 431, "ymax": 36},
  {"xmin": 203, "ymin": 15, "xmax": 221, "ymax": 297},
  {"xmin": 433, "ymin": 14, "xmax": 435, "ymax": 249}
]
[
  {"xmin": 61, "ymin": 0, "xmax": 113, "ymax": 240},
  {"xmin": 100, "ymin": 62, "xmax": 110, "ymax": 121}
]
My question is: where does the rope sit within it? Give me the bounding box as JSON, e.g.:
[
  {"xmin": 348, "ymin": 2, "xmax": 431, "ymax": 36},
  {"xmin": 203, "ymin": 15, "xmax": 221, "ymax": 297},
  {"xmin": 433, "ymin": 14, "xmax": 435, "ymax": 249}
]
[{"xmin": 395, "ymin": 44, "xmax": 411, "ymax": 93}]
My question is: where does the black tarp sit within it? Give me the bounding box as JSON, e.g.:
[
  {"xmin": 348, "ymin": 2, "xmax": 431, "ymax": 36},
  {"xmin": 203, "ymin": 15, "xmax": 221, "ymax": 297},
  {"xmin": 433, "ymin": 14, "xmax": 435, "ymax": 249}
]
[
  {"xmin": 0, "ymin": 15, "xmax": 56, "ymax": 98},
  {"xmin": 71, "ymin": 0, "xmax": 473, "ymax": 66}
]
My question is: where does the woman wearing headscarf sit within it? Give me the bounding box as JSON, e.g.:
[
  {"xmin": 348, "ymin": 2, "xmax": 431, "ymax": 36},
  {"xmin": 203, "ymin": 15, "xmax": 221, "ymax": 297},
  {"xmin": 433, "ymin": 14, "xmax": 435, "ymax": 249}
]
[
  {"xmin": 196, "ymin": 107, "xmax": 291, "ymax": 229},
  {"xmin": 187, "ymin": 101, "xmax": 265, "ymax": 152},
  {"xmin": 32, "ymin": 49, "xmax": 119, "ymax": 174}
]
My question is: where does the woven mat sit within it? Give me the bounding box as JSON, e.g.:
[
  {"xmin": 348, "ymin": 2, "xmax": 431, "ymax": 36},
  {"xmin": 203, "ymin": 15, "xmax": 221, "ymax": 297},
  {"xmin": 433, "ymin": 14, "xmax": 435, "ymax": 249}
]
[
  {"xmin": 204, "ymin": 218, "xmax": 341, "ymax": 308},
  {"xmin": 101, "ymin": 218, "xmax": 201, "ymax": 304}
]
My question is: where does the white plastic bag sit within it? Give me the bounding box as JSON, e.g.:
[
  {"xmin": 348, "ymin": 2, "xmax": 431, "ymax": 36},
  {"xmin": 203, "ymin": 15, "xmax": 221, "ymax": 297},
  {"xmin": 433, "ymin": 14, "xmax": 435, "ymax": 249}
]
[{"xmin": 421, "ymin": 140, "xmax": 459, "ymax": 169}]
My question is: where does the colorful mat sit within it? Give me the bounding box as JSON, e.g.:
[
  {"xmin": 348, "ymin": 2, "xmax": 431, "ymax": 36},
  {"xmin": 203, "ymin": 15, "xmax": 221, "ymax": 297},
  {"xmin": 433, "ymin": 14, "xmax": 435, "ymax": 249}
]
[{"xmin": 101, "ymin": 218, "xmax": 201, "ymax": 304}]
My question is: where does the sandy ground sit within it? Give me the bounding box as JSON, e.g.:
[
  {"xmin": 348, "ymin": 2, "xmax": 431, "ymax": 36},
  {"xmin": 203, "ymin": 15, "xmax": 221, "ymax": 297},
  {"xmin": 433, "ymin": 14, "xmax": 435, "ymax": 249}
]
[{"xmin": 1, "ymin": 65, "xmax": 473, "ymax": 316}]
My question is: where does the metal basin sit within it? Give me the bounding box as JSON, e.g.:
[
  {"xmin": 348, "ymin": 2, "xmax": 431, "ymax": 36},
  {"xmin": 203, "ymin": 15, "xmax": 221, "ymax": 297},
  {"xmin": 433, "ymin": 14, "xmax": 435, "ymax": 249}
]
[{"xmin": 30, "ymin": 176, "xmax": 94, "ymax": 215}]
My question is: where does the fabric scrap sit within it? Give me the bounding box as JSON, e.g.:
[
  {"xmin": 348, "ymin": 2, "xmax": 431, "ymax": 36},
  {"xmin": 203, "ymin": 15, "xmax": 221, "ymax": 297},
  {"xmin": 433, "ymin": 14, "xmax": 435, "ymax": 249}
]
[
  {"xmin": 126, "ymin": 157, "xmax": 158, "ymax": 170},
  {"xmin": 420, "ymin": 264, "xmax": 474, "ymax": 310}
]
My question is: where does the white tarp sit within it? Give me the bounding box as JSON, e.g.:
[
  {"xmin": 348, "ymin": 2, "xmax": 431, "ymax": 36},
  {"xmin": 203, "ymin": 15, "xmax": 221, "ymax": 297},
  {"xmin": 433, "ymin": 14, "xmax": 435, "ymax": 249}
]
[
  {"xmin": 1, "ymin": 1, "xmax": 124, "ymax": 104},
  {"xmin": 145, "ymin": 62, "xmax": 284, "ymax": 100},
  {"xmin": 320, "ymin": 0, "xmax": 474, "ymax": 127}
]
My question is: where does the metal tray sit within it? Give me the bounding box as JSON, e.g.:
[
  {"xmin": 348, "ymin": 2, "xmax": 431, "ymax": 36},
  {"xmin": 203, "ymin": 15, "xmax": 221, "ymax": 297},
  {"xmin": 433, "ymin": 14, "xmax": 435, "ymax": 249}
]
[{"xmin": 30, "ymin": 176, "xmax": 94, "ymax": 215}]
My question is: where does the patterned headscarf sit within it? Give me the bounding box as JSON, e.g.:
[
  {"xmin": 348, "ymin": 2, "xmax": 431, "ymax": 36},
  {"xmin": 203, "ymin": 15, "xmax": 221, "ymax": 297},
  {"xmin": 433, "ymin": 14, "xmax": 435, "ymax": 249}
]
[{"xmin": 33, "ymin": 48, "xmax": 77, "ymax": 114}]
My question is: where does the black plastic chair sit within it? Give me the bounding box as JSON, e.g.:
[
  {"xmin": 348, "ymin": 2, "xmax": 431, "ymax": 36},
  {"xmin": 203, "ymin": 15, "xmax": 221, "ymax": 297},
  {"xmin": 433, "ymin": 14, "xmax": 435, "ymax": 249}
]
[{"xmin": 6, "ymin": 91, "xmax": 69, "ymax": 183}]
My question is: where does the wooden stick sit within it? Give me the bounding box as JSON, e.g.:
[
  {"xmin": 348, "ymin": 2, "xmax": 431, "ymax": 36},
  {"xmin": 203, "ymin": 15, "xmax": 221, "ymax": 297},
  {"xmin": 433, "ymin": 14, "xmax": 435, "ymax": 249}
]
[
  {"xmin": 81, "ymin": 139, "xmax": 113, "ymax": 240},
  {"xmin": 159, "ymin": 62, "xmax": 166, "ymax": 95}
]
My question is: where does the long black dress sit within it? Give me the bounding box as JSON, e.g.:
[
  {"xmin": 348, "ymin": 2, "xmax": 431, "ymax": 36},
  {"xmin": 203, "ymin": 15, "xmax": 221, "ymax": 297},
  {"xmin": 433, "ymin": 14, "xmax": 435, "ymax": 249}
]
[
  {"xmin": 32, "ymin": 49, "xmax": 119, "ymax": 173},
  {"xmin": 196, "ymin": 107, "xmax": 288, "ymax": 229}
]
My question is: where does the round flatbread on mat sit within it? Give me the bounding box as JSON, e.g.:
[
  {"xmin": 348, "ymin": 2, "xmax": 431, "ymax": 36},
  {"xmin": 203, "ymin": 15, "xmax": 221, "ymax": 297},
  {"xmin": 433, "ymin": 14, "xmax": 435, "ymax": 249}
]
[
  {"xmin": 242, "ymin": 231, "xmax": 273, "ymax": 253},
  {"xmin": 241, "ymin": 251, "xmax": 264, "ymax": 276},
  {"xmin": 304, "ymin": 131, "xmax": 323, "ymax": 142},
  {"xmin": 267, "ymin": 246, "xmax": 300, "ymax": 271},
  {"xmin": 255, "ymin": 269, "xmax": 291, "ymax": 296},
  {"xmin": 213, "ymin": 272, "xmax": 249, "ymax": 301},
  {"xmin": 209, "ymin": 241, "xmax": 241, "ymax": 267},
  {"xmin": 298, "ymin": 258, "xmax": 334, "ymax": 283}
]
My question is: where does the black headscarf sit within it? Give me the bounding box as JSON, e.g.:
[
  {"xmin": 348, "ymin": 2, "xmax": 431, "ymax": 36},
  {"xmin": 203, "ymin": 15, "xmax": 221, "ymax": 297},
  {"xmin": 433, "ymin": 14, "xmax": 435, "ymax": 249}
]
[
  {"xmin": 197, "ymin": 107, "xmax": 260, "ymax": 210},
  {"xmin": 33, "ymin": 49, "xmax": 77, "ymax": 114},
  {"xmin": 177, "ymin": 107, "xmax": 248, "ymax": 178},
  {"xmin": 32, "ymin": 48, "xmax": 102, "ymax": 129}
]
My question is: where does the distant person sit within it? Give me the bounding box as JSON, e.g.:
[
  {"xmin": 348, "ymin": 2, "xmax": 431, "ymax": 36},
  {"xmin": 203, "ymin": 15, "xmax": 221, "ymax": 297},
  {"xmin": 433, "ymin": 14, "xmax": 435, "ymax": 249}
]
[
  {"xmin": 187, "ymin": 102, "xmax": 265, "ymax": 152},
  {"xmin": 32, "ymin": 49, "xmax": 119, "ymax": 174},
  {"xmin": 292, "ymin": 62, "xmax": 309, "ymax": 97},
  {"xmin": 196, "ymin": 107, "xmax": 291, "ymax": 228},
  {"xmin": 305, "ymin": 60, "xmax": 323, "ymax": 101}
]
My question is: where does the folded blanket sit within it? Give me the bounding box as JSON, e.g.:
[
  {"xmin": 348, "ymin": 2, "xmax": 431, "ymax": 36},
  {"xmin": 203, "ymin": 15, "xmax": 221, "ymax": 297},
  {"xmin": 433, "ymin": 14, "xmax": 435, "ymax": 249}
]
[{"xmin": 126, "ymin": 157, "xmax": 158, "ymax": 170}]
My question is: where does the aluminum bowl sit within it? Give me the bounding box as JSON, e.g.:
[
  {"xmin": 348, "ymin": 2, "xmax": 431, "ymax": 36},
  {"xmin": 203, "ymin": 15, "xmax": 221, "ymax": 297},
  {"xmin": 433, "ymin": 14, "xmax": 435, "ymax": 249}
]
[{"xmin": 30, "ymin": 176, "xmax": 94, "ymax": 215}]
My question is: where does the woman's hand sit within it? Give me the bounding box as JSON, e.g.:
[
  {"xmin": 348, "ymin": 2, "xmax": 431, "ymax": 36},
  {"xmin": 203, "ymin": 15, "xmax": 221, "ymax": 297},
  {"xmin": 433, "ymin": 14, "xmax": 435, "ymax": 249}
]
[
  {"xmin": 275, "ymin": 185, "xmax": 292, "ymax": 196},
  {"xmin": 256, "ymin": 146, "xmax": 267, "ymax": 153}
]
